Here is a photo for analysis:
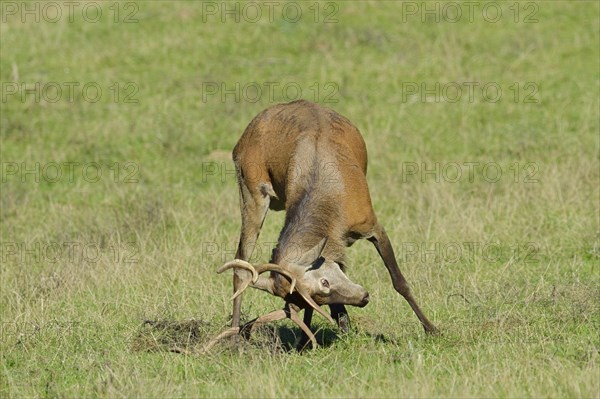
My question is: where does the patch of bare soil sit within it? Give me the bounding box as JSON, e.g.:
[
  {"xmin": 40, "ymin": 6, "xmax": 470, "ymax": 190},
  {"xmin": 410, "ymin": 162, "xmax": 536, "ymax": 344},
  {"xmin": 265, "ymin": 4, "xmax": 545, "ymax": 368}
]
[{"xmin": 131, "ymin": 318, "xmax": 311, "ymax": 354}]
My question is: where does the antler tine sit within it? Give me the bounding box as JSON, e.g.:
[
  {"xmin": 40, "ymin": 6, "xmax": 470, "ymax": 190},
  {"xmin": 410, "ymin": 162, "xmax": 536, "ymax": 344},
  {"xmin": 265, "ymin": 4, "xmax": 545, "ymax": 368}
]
[
  {"xmin": 296, "ymin": 286, "xmax": 335, "ymax": 324},
  {"xmin": 255, "ymin": 263, "xmax": 296, "ymax": 294},
  {"xmin": 287, "ymin": 305, "xmax": 317, "ymax": 348},
  {"xmin": 217, "ymin": 259, "xmax": 259, "ymax": 281},
  {"xmin": 217, "ymin": 259, "xmax": 259, "ymax": 301}
]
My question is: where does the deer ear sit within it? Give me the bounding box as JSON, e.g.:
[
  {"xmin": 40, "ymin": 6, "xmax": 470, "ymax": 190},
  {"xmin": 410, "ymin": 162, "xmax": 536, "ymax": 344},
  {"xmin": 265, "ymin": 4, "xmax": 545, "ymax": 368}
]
[{"xmin": 297, "ymin": 237, "xmax": 328, "ymax": 266}]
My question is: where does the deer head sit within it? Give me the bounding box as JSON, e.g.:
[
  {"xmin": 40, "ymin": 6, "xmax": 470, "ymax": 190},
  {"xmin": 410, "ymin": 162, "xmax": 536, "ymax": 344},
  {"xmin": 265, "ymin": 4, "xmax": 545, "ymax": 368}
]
[{"xmin": 218, "ymin": 238, "xmax": 369, "ymax": 324}]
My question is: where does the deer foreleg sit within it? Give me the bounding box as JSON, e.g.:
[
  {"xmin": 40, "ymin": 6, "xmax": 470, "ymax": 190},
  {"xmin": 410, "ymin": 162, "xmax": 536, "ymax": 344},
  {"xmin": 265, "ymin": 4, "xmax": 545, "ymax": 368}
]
[{"xmin": 232, "ymin": 178, "xmax": 272, "ymax": 328}]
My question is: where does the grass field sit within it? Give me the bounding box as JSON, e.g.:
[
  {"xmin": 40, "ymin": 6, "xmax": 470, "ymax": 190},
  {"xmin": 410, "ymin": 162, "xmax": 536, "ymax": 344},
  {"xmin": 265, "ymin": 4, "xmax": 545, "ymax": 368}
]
[{"xmin": 1, "ymin": 1, "xmax": 599, "ymax": 397}]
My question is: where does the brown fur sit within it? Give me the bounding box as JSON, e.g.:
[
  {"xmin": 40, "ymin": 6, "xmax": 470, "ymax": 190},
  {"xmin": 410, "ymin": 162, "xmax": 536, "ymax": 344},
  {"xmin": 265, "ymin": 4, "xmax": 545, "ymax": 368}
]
[{"xmin": 231, "ymin": 100, "xmax": 438, "ymax": 335}]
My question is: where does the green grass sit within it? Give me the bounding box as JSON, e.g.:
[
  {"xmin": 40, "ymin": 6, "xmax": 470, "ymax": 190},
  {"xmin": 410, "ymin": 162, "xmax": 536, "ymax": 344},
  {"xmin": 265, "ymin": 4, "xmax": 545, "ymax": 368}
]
[{"xmin": 1, "ymin": 1, "xmax": 598, "ymax": 397}]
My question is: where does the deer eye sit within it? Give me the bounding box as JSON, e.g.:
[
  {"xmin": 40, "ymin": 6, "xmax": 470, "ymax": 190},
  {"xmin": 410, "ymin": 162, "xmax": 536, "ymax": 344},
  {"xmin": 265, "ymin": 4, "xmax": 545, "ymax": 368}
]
[{"xmin": 320, "ymin": 278, "xmax": 329, "ymax": 288}]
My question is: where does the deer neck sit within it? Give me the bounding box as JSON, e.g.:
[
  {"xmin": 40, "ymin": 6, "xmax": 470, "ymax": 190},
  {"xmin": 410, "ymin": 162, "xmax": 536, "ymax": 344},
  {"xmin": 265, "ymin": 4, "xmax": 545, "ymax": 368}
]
[{"xmin": 272, "ymin": 186, "xmax": 345, "ymax": 266}]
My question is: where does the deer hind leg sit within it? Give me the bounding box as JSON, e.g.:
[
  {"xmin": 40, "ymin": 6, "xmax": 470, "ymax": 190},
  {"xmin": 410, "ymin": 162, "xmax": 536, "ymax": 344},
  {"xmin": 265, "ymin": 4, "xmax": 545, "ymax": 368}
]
[
  {"xmin": 232, "ymin": 165, "xmax": 273, "ymax": 329},
  {"xmin": 368, "ymin": 223, "xmax": 439, "ymax": 334}
]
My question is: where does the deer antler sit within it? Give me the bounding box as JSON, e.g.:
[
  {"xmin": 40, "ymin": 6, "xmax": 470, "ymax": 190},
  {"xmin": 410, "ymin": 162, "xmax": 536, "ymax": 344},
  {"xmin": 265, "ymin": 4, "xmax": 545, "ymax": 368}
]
[
  {"xmin": 202, "ymin": 304, "xmax": 318, "ymax": 353},
  {"xmin": 217, "ymin": 260, "xmax": 259, "ymax": 300},
  {"xmin": 218, "ymin": 260, "xmax": 334, "ymax": 325},
  {"xmin": 294, "ymin": 284, "xmax": 335, "ymax": 324},
  {"xmin": 254, "ymin": 263, "xmax": 296, "ymax": 294},
  {"xmin": 217, "ymin": 261, "xmax": 298, "ymax": 301}
]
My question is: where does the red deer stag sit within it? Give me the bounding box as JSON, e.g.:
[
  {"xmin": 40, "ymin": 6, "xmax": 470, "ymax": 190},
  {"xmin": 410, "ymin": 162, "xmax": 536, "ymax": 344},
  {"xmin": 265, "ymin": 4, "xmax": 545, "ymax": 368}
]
[{"xmin": 207, "ymin": 100, "xmax": 437, "ymax": 350}]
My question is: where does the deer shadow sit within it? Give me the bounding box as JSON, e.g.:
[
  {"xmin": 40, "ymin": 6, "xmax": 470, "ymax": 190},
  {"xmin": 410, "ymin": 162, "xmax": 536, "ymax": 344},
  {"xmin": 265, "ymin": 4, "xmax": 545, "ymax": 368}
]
[
  {"xmin": 133, "ymin": 318, "xmax": 344, "ymax": 354},
  {"xmin": 271, "ymin": 324, "xmax": 340, "ymax": 352}
]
